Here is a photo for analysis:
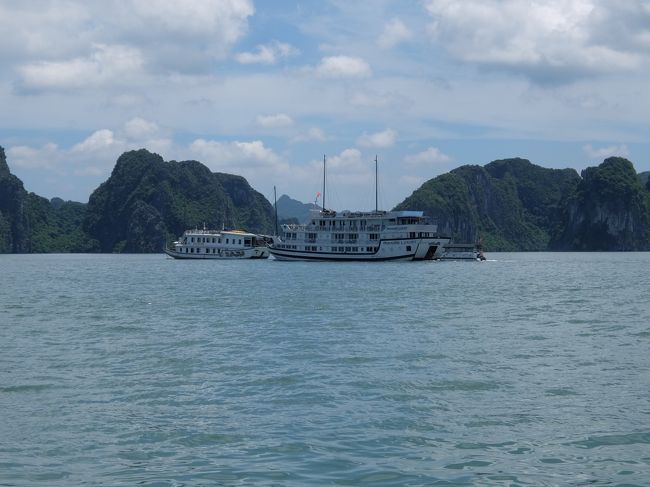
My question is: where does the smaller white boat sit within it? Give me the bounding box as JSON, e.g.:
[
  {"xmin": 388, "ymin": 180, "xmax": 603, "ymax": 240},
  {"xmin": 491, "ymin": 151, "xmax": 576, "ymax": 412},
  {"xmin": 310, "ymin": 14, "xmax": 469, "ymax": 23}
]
[
  {"xmin": 164, "ymin": 228, "xmax": 271, "ymax": 259},
  {"xmin": 437, "ymin": 243, "xmax": 486, "ymax": 261}
]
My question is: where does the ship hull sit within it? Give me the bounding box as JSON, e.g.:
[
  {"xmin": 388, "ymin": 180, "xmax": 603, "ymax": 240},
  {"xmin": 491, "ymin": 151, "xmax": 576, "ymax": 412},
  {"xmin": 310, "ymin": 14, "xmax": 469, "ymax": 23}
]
[
  {"xmin": 164, "ymin": 247, "xmax": 269, "ymax": 259},
  {"xmin": 269, "ymin": 238, "xmax": 448, "ymax": 262}
]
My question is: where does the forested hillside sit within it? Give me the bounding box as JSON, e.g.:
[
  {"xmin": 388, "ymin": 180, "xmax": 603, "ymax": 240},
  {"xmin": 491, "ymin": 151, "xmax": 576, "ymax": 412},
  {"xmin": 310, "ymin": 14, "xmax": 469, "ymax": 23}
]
[
  {"xmin": 2, "ymin": 145, "xmax": 650, "ymax": 252},
  {"xmin": 395, "ymin": 157, "xmax": 650, "ymax": 251},
  {"xmin": 395, "ymin": 158, "xmax": 581, "ymax": 250},
  {"xmin": 83, "ymin": 149, "xmax": 275, "ymax": 252}
]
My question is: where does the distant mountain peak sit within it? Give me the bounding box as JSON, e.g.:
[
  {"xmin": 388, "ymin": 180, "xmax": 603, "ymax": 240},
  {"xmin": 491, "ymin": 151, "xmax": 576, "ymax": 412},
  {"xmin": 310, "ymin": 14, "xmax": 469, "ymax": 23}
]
[
  {"xmin": 276, "ymin": 194, "xmax": 320, "ymax": 223},
  {"xmin": 0, "ymin": 146, "xmax": 11, "ymax": 178}
]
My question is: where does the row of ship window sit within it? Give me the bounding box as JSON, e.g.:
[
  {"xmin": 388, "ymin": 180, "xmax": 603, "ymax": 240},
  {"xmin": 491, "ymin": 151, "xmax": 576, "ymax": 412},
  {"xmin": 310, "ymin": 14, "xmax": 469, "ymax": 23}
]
[
  {"xmin": 186, "ymin": 237, "xmax": 243, "ymax": 245},
  {"xmin": 311, "ymin": 220, "xmax": 388, "ymax": 230},
  {"xmin": 282, "ymin": 232, "xmax": 434, "ymax": 241},
  {"xmin": 275, "ymin": 244, "xmax": 379, "ymax": 253},
  {"xmin": 282, "ymin": 233, "xmax": 380, "ymax": 241},
  {"xmin": 179, "ymin": 247, "xmax": 246, "ymax": 255}
]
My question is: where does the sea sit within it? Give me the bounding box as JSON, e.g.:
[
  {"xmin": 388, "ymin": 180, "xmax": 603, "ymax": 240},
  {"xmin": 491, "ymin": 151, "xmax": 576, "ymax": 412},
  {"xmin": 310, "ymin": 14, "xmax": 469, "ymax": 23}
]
[{"xmin": 1, "ymin": 252, "xmax": 649, "ymax": 486}]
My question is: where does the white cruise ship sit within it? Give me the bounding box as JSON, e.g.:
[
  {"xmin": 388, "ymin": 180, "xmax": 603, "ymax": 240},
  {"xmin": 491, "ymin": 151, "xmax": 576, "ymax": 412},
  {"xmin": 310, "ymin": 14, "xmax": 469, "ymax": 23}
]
[
  {"xmin": 269, "ymin": 209, "xmax": 450, "ymax": 261},
  {"xmin": 165, "ymin": 228, "xmax": 271, "ymax": 259}
]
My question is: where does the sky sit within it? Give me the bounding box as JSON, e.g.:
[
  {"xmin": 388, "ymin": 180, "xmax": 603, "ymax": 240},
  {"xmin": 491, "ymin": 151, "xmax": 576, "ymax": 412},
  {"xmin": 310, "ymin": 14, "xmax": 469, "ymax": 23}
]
[{"xmin": 1, "ymin": 0, "xmax": 650, "ymax": 211}]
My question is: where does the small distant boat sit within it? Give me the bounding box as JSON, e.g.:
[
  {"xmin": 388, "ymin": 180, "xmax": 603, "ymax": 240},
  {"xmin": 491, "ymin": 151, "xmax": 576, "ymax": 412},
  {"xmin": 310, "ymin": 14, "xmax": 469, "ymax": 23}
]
[
  {"xmin": 164, "ymin": 228, "xmax": 271, "ymax": 259},
  {"xmin": 437, "ymin": 243, "xmax": 486, "ymax": 261}
]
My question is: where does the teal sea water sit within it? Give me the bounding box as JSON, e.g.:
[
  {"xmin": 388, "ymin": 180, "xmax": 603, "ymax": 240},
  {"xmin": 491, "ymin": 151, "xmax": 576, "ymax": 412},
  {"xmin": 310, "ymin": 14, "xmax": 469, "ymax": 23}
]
[{"xmin": 1, "ymin": 253, "xmax": 649, "ymax": 486}]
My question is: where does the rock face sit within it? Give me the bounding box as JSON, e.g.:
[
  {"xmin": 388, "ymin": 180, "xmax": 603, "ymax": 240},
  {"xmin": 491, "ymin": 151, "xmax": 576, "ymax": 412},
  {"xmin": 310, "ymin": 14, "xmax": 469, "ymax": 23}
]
[
  {"xmin": 82, "ymin": 149, "xmax": 275, "ymax": 252},
  {"xmin": 0, "ymin": 146, "xmax": 92, "ymax": 252},
  {"xmin": 395, "ymin": 158, "xmax": 580, "ymax": 251},
  {"xmin": 3, "ymin": 145, "xmax": 650, "ymax": 253},
  {"xmin": 0, "ymin": 146, "xmax": 28, "ymax": 252},
  {"xmin": 549, "ymin": 157, "xmax": 650, "ymax": 250}
]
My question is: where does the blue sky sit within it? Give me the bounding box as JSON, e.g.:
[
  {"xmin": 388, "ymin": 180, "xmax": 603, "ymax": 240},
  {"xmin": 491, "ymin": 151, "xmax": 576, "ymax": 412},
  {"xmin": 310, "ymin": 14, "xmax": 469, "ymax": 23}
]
[{"xmin": 1, "ymin": 0, "xmax": 650, "ymax": 211}]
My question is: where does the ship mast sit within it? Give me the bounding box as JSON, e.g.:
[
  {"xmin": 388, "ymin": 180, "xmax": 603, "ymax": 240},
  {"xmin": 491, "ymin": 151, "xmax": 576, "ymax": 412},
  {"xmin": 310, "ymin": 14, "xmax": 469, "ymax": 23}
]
[
  {"xmin": 273, "ymin": 185, "xmax": 278, "ymax": 237},
  {"xmin": 375, "ymin": 155, "xmax": 378, "ymax": 213},
  {"xmin": 322, "ymin": 154, "xmax": 326, "ymax": 211}
]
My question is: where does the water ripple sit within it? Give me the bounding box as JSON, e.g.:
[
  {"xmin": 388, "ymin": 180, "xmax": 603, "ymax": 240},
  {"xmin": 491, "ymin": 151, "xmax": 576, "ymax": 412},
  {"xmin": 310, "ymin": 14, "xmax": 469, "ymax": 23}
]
[{"xmin": 1, "ymin": 253, "xmax": 649, "ymax": 486}]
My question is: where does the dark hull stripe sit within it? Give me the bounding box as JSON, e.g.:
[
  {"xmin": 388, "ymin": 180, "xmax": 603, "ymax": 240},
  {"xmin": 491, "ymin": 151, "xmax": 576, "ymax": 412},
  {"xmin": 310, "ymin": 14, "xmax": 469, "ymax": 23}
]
[
  {"xmin": 269, "ymin": 251, "xmax": 417, "ymax": 262},
  {"xmin": 164, "ymin": 249, "xmax": 269, "ymax": 259}
]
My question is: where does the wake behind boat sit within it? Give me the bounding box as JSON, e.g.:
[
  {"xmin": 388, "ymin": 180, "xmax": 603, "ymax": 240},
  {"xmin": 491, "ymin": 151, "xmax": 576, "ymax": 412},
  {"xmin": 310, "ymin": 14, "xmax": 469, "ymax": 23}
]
[{"xmin": 165, "ymin": 228, "xmax": 271, "ymax": 259}]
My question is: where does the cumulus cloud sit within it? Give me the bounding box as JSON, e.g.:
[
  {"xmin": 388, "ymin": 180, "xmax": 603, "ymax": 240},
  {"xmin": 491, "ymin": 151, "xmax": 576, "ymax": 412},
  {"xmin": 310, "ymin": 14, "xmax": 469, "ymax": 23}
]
[
  {"xmin": 17, "ymin": 44, "xmax": 144, "ymax": 92},
  {"xmin": 357, "ymin": 128, "xmax": 397, "ymax": 148},
  {"xmin": 8, "ymin": 0, "xmax": 255, "ymax": 92},
  {"xmin": 112, "ymin": 0, "xmax": 255, "ymax": 71},
  {"xmin": 72, "ymin": 129, "xmax": 117, "ymax": 154},
  {"xmin": 123, "ymin": 117, "xmax": 160, "ymax": 140},
  {"xmin": 583, "ymin": 144, "xmax": 630, "ymax": 161},
  {"xmin": 13, "ymin": 118, "xmax": 172, "ymax": 180},
  {"xmin": 291, "ymin": 127, "xmax": 327, "ymax": 143},
  {"xmin": 255, "ymin": 113, "xmax": 294, "ymax": 128},
  {"xmin": 424, "ymin": 0, "xmax": 648, "ymax": 83},
  {"xmin": 327, "ymin": 148, "xmax": 363, "ymax": 168},
  {"xmin": 189, "ymin": 139, "xmax": 284, "ymax": 171},
  {"xmin": 378, "ymin": 18, "xmax": 413, "ymax": 49},
  {"xmin": 7, "ymin": 143, "xmax": 60, "ymax": 170},
  {"xmin": 316, "ymin": 56, "xmax": 372, "ymax": 78},
  {"xmin": 320, "ymin": 148, "xmax": 371, "ymax": 185},
  {"xmin": 236, "ymin": 40, "xmax": 299, "ymax": 64},
  {"xmin": 404, "ymin": 147, "xmax": 452, "ymax": 166},
  {"xmin": 69, "ymin": 118, "xmax": 172, "ymax": 157}
]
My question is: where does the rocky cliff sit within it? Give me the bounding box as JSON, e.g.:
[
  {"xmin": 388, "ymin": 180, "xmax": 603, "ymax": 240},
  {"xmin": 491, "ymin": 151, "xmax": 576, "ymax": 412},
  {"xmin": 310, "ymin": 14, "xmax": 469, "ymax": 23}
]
[
  {"xmin": 549, "ymin": 157, "xmax": 650, "ymax": 250},
  {"xmin": 82, "ymin": 149, "xmax": 275, "ymax": 252},
  {"xmin": 0, "ymin": 146, "xmax": 92, "ymax": 252},
  {"xmin": 395, "ymin": 158, "xmax": 580, "ymax": 250},
  {"xmin": 3, "ymin": 145, "xmax": 650, "ymax": 252}
]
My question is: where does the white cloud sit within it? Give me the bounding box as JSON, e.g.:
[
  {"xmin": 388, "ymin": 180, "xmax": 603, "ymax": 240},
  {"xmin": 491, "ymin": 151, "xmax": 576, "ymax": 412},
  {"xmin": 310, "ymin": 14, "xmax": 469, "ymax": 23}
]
[
  {"xmin": 378, "ymin": 18, "xmax": 413, "ymax": 49},
  {"xmin": 117, "ymin": 0, "xmax": 255, "ymax": 69},
  {"xmin": 7, "ymin": 143, "xmax": 59, "ymax": 169},
  {"xmin": 357, "ymin": 128, "xmax": 397, "ymax": 148},
  {"xmin": 583, "ymin": 144, "xmax": 629, "ymax": 161},
  {"xmin": 327, "ymin": 148, "xmax": 363, "ymax": 168},
  {"xmin": 17, "ymin": 44, "xmax": 144, "ymax": 92},
  {"xmin": 321, "ymin": 148, "xmax": 372, "ymax": 185},
  {"xmin": 236, "ymin": 40, "xmax": 299, "ymax": 64},
  {"xmin": 404, "ymin": 147, "xmax": 452, "ymax": 166},
  {"xmin": 424, "ymin": 0, "xmax": 648, "ymax": 83},
  {"xmin": 291, "ymin": 127, "xmax": 327, "ymax": 143},
  {"xmin": 72, "ymin": 129, "xmax": 117, "ymax": 153},
  {"xmin": 124, "ymin": 117, "xmax": 160, "ymax": 140},
  {"xmin": 15, "ymin": 121, "xmax": 169, "ymax": 164},
  {"xmin": 316, "ymin": 56, "xmax": 372, "ymax": 78},
  {"xmin": 7, "ymin": 0, "xmax": 255, "ymax": 91},
  {"xmin": 255, "ymin": 113, "xmax": 294, "ymax": 128},
  {"xmin": 189, "ymin": 139, "xmax": 284, "ymax": 170},
  {"xmin": 128, "ymin": 0, "xmax": 253, "ymax": 36}
]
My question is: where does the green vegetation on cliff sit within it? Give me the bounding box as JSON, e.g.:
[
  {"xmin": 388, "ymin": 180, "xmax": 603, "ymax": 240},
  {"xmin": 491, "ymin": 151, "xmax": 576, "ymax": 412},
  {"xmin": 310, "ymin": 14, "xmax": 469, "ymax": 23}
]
[
  {"xmin": 1, "ymin": 147, "xmax": 93, "ymax": 252},
  {"xmin": 3, "ymin": 145, "xmax": 650, "ymax": 253},
  {"xmin": 83, "ymin": 149, "xmax": 275, "ymax": 252},
  {"xmin": 395, "ymin": 158, "xmax": 580, "ymax": 251},
  {"xmin": 549, "ymin": 157, "xmax": 650, "ymax": 250}
]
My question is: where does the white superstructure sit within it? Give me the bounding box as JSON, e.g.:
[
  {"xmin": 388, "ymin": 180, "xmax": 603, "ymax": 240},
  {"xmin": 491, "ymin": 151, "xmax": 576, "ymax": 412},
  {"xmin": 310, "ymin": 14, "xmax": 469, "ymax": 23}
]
[
  {"xmin": 164, "ymin": 228, "xmax": 271, "ymax": 259},
  {"xmin": 269, "ymin": 209, "xmax": 450, "ymax": 261}
]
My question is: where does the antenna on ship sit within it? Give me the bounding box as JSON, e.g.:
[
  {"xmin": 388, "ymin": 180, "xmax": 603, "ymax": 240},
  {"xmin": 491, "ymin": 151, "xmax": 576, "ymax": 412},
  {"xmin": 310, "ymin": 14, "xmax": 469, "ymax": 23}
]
[{"xmin": 322, "ymin": 154, "xmax": 326, "ymax": 212}]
